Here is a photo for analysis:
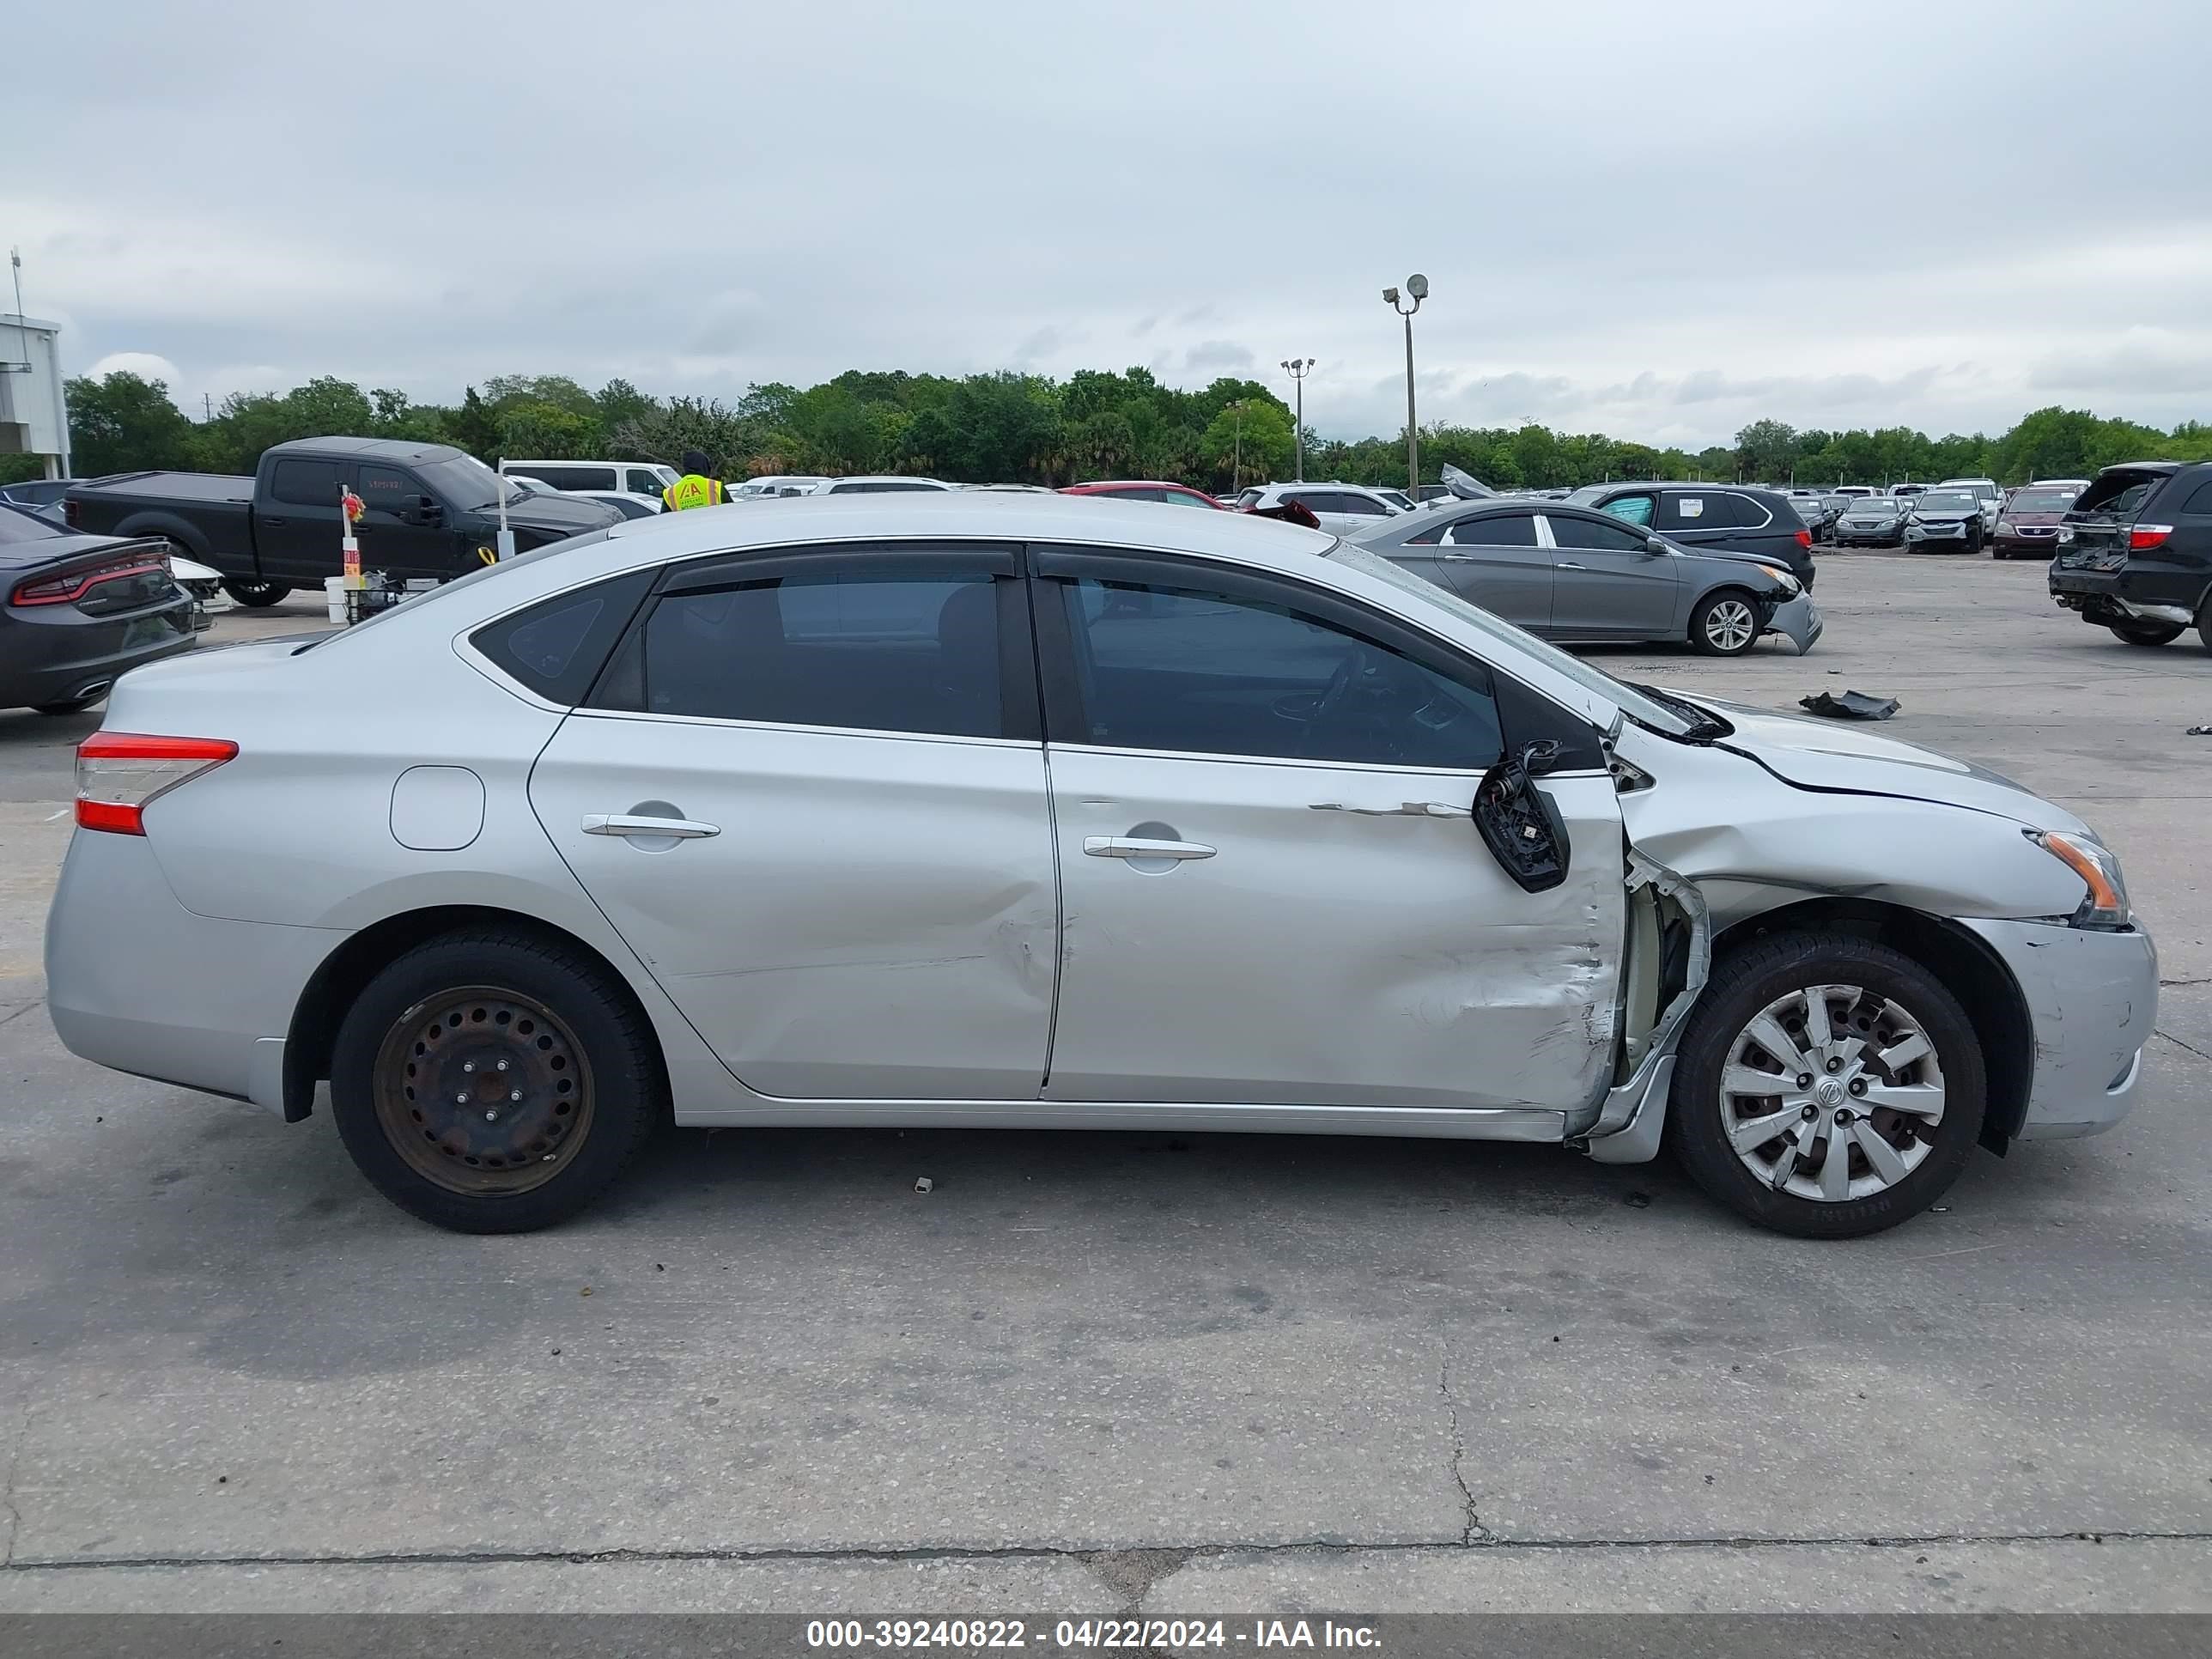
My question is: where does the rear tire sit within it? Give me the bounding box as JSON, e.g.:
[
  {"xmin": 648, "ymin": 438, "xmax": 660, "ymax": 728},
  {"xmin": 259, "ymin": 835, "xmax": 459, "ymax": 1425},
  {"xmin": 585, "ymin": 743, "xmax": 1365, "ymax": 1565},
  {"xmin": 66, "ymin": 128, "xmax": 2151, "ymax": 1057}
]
[
  {"xmin": 330, "ymin": 930, "xmax": 665, "ymax": 1233},
  {"xmin": 1670, "ymin": 931, "xmax": 1984, "ymax": 1238},
  {"xmin": 1689, "ymin": 589, "xmax": 1761, "ymax": 657},
  {"xmin": 2108, "ymin": 620, "xmax": 2183, "ymax": 647},
  {"xmin": 221, "ymin": 580, "xmax": 292, "ymax": 608}
]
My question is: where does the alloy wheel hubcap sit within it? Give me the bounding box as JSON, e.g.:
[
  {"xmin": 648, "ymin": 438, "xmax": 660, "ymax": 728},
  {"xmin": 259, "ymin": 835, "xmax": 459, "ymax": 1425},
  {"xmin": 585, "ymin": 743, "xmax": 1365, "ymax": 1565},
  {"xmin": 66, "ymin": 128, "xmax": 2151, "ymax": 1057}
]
[
  {"xmin": 371, "ymin": 987, "xmax": 594, "ymax": 1195},
  {"xmin": 1707, "ymin": 600, "xmax": 1755, "ymax": 650},
  {"xmin": 1719, "ymin": 983, "xmax": 1945, "ymax": 1202}
]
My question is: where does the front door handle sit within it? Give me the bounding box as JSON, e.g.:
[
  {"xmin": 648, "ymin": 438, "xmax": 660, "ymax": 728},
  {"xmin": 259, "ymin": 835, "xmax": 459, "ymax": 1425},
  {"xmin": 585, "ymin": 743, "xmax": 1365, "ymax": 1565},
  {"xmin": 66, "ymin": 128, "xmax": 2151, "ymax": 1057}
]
[
  {"xmin": 582, "ymin": 813, "xmax": 720, "ymax": 839},
  {"xmin": 1440, "ymin": 552, "xmax": 1477, "ymax": 562},
  {"xmin": 263, "ymin": 516, "xmax": 289, "ymax": 527},
  {"xmin": 1083, "ymin": 836, "xmax": 1215, "ymax": 860},
  {"xmin": 1310, "ymin": 801, "xmax": 1463, "ymax": 817}
]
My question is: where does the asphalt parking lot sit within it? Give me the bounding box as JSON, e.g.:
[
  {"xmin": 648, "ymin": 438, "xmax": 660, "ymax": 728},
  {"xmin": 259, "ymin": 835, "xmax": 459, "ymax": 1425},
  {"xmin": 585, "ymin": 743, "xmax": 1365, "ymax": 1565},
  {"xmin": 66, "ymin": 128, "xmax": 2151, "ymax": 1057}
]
[{"xmin": 0, "ymin": 550, "xmax": 2205, "ymax": 1615}]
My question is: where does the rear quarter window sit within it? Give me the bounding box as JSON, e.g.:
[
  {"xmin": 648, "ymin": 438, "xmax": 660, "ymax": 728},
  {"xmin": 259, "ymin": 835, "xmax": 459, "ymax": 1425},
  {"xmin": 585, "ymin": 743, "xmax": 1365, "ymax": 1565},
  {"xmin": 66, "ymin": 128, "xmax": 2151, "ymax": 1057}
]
[{"xmin": 469, "ymin": 569, "xmax": 656, "ymax": 704}]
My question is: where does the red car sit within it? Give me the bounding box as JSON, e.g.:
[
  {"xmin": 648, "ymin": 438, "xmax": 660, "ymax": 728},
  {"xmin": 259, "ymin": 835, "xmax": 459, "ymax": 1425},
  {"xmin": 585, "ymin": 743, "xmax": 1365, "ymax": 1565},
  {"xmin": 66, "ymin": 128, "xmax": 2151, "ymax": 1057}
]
[
  {"xmin": 1059, "ymin": 480, "xmax": 1226, "ymax": 509},
  {"xmin": 1990, "ymin": 484, "xmax": 2081, "ymax": 560}
]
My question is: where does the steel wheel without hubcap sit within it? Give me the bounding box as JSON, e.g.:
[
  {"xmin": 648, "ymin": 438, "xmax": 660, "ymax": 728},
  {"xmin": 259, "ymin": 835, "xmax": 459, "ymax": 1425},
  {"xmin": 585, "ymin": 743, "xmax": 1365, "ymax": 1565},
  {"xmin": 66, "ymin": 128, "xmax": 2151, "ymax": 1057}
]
[
  {"xmin": 1720, "ymin": 983, "xmax": 1944, "ymax": 1202},
  {"xmin": 372, "ymin": 986, "xmax": 596, "ymax": 1195}
]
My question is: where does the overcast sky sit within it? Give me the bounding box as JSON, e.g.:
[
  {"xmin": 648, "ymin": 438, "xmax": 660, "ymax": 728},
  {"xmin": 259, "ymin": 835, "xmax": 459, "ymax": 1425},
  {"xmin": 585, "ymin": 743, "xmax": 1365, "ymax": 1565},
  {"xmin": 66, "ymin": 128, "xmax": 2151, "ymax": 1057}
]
[{"xmin": 9, "ymin": 0, "xmax": 2208, "ymax": 447}]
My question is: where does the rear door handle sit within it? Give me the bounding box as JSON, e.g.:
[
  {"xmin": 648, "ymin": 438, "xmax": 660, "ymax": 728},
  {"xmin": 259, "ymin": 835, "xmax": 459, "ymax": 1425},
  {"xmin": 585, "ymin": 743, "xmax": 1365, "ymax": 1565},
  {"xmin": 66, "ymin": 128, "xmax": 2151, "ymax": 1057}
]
[
  {"xmin": 1555, "ymin": 561, "xmax": 1588, "ymax": 570},
  {"xmin": 263, "ymin": 516, "xmax": 289, "ymax": 526},
  {"xmin": 1083, "ymin": 836, "xmax": 1216, "ymax": 860},
  {"xmin": 1440, "ymin": 552, "xmax": 1476, "ymax": 562},
  {"xmin": 582, "ymin": 813, "xmax": 720, "ymax": 839}
]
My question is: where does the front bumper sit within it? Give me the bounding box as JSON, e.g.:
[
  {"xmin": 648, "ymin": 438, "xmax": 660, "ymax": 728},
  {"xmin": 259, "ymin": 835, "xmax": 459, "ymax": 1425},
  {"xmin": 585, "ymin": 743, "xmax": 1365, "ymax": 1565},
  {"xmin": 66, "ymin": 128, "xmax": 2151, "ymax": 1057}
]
[
  {"xmin": 1993, "ymin": 529, "xmax": 2061, "ymax": 558},
  {"xmin": 46, "ymin": 827, "xmax": 345, "ymax": 1109},
  {"xmin": 1960, "ymin": 917, "xmax": 2157, "ymax": 1140},
  {"xmin": 1905, "ymin": 522, "xmax": 1972, "ymax": 550},
  {"xmin": 1835, "ymin": 526, "xmax": 1899, "ymax": 544},
  {"xmin": 1764, "ymin": 593, "xmax": 1823, "ymax": 654}
]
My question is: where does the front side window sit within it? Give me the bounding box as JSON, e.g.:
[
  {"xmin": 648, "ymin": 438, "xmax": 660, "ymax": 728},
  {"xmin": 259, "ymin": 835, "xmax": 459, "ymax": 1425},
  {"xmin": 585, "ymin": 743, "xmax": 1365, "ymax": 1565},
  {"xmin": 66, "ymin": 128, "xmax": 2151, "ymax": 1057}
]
[
  {"xmin": 1598, "ymin": 493, "xmax": 1656, "ymax": 528},
  {"xmin": 611, "ymin": 560, "xmax": 1010, "ymax": 738},
  {"xmin": 1547, "ymin": 514, "xmax": 1651, "ymax": 552},
  {"xmin": 1054, "ymin": 576, "xmax": 1501, "ymax": 769},
  {"xmin": 356, "ymin": 464, "xmax": 418, "ymax": 517},
  {"xmin": 625, "ymin": 467, "xmax": 669, "ymax": 495}
]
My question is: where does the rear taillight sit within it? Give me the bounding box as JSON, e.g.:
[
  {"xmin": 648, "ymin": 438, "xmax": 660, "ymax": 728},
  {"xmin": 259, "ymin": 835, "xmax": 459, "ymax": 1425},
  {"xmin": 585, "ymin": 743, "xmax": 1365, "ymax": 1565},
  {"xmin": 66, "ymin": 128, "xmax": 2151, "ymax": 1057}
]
[
  {"xmin": 75, "ymin": 732, "xmax": 237, "ymax": 836},
  {"xmin": 1794, "ymin": 528, "xmax": 1812, "ymax": 550},
  {"xmin": 2129, "ymin": 524, "xmax": 2174, "ymax": 551},
  {"xmin": 12, "ymin": 554, "xmax": 171, "ymax": 607},
  {"xmin": 64, "ymin": 498, "xmax": 81, "ymax": 529}
]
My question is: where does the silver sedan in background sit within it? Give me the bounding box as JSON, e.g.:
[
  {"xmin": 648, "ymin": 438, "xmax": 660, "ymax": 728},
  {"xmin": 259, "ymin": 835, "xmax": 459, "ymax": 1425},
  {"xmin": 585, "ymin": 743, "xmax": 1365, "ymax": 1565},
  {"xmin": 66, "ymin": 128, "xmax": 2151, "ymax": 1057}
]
[
  {"xmin": 45, "ymin": 495, "xmax": 2150, "ymax": 1238},
  {"xmin": 1351, "ymin": 495, "xmax": 1820, "ymax": 656}
]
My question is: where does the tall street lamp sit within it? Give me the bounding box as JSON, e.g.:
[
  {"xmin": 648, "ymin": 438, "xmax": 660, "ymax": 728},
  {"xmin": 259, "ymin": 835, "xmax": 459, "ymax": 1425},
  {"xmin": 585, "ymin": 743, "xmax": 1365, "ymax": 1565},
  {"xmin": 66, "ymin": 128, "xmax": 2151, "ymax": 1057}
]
[
  {"xmin": 1382, "ymin": 274, "xmax": 1428, "ymax": 496},
  {"xmin": 1279, "ymin": 357, "xmax": 1312, "ymax": 482},
  {"xmin": 1227, "ymin": 399, "xmax": 1247, "ymax": 494}
]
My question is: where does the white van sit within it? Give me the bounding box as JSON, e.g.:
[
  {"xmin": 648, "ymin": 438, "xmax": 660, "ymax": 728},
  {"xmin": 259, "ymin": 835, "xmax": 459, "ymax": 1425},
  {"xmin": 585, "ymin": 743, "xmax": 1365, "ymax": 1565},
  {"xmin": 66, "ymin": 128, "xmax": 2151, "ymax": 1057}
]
[{"xmin": 499, "ymin": 459, "xmax": 679, "ymax": 505}]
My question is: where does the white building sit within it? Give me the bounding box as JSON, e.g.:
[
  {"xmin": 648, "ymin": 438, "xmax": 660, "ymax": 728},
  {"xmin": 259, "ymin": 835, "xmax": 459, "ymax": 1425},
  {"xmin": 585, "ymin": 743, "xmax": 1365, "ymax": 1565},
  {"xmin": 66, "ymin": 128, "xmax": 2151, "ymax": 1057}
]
[{"xmin": 0, "ymin": 313, "xmax": 70, "ymax": 478}]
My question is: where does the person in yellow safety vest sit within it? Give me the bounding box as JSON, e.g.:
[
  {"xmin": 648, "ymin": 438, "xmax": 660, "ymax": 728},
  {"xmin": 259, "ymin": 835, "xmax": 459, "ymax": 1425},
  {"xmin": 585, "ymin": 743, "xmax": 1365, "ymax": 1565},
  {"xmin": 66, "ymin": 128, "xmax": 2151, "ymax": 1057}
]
[{"xmin": 662, "ymin": 449, "xmax": 727, "ymax": 511}]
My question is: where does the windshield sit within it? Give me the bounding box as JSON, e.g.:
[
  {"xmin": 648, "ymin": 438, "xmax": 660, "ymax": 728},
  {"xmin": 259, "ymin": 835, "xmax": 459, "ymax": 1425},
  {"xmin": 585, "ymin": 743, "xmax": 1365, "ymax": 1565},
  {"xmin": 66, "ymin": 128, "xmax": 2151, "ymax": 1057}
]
[
  {"xmin": 1849, "ymin": 499, "xmax": 1897, "ymax": 514},
  {"xmin": 2008, "ymin": 489, "xmax": 2075, "ymax": 514},
  {"xmin": 1325, "ymin": 541, "xmax": 1696, "ymax": 738},
  {"xmin": 416, "ymin": 454, "xmax": 524, "ymax": 511},
  {"xmin": 1916, "ymin": 492, "xmax": 1978, "ymax": 512}
]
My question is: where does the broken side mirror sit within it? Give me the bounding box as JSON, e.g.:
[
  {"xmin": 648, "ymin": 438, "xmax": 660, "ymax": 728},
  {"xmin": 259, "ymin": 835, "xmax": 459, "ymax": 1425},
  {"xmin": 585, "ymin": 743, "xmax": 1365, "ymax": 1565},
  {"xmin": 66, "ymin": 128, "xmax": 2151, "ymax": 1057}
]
[{"xmin": 1473, "ymin": 744, "xmax": 1571, "ymax": 893}]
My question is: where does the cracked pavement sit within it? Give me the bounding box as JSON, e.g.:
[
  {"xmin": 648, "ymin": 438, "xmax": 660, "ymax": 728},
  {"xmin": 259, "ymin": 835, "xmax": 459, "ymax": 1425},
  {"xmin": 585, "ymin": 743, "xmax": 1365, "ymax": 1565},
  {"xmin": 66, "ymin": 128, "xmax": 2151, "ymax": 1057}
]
[{"xmin": 0, "ymin": 556, "xmax": 2205, "ymax": 1613}]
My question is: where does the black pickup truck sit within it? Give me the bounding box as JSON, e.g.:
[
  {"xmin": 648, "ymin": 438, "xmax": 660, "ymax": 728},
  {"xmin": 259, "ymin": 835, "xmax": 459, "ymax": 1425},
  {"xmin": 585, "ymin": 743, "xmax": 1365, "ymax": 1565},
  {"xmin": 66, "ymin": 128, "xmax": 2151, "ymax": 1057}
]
[{"xmin": 64, "ymin": 437, "xmax": 623, "ymax": 606}]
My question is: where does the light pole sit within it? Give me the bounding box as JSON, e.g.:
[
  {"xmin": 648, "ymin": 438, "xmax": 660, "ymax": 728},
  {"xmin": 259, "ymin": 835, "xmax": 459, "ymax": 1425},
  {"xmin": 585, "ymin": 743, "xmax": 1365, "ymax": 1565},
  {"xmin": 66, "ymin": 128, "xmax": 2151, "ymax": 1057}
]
[
  {"xmin": 1382, "ymin": 274, "xmax": 1428, "ymax": 495},
  {"xmin": 1227, "ymin": 400, "xmax": 1246, "ymax": 494},
  {"xmin": 1279, "ymin": 357, "xmax": 1312, "ymax": 481}
]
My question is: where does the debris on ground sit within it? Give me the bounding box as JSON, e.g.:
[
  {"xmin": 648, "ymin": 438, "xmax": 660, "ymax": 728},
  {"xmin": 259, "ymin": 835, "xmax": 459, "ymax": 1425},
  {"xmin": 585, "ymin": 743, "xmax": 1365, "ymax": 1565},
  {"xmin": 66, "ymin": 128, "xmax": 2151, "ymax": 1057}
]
[
  {"xmin": 913, "ymin": 1176, "xmax": 934, "ymax": 1194},
  {"xmin": 1800, "ymin": 690, "xmax": 1900, "ymax": 721},
  {"xmin": 2187, "ymin": 725, "xmax": 2212, "ymax": 736}
]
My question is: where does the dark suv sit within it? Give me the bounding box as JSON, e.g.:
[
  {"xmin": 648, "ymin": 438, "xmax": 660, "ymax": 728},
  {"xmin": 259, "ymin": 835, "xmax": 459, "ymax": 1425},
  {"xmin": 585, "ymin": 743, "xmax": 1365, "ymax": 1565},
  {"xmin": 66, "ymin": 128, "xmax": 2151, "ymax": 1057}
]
[
  {"xmin": 1565, "ymin": 483, "xmax": 1816, "ymax": 586},
  {"xmin": 2047, "ymin": 461, "xmax": 2212, "ymax": 649}
]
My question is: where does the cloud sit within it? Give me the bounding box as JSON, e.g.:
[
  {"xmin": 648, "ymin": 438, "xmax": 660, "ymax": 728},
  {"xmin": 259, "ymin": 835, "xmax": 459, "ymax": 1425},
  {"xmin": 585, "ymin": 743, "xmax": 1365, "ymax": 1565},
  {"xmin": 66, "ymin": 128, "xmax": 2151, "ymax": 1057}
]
[
  {"xmin": 1182, "ymin": 340, "xmax": 1253, "ymax": 374},
  {"xmin": 5, "ymin": 0, "xmax": 2206, "ymax": 447},
  {"xmin": 87, "ymin": 350, "xmax": 181, "ymax": 386}
]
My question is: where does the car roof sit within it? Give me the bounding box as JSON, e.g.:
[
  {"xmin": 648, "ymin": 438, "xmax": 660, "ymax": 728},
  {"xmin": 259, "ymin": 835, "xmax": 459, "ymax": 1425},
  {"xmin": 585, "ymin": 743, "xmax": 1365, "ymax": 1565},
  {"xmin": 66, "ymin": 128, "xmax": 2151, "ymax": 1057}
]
[
  {"xmin": 591, "ymin": 489, "xmax": 1334, "ymax": 565},
  {"xmin": 1063, "ymin": 479, "xmax": 1188, "ymax": 490},
  {"xmin": 821, "ymin": 474, "xmax": 950, "ymax": 486},
  {"xmin": 268, "ymin": 436, "xmax": 465, "ymax": 463}
]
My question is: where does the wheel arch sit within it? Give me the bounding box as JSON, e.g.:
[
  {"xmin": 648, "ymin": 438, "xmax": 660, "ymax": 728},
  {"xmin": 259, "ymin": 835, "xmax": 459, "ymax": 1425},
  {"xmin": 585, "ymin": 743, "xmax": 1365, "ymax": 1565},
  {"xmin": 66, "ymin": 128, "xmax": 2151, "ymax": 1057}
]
[
  {"xmin": 1709, "ymin": 896, "xmax": 2033, "ymax": 1154},
  {"xmin": 114, "ymin": 511, "xmax": 215, "ymax": 559},
  {"xmin": 280, "ymin": 904, "xmax": 667, "ymax": 1124}
]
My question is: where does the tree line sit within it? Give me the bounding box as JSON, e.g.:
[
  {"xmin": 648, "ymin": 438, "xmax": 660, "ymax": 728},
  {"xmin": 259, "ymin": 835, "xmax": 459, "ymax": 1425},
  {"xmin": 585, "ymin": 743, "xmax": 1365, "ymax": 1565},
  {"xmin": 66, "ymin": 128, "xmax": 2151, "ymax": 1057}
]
[{"xmin": 15, "ymin": 365, "xmax": 2209, "ymax": 494}]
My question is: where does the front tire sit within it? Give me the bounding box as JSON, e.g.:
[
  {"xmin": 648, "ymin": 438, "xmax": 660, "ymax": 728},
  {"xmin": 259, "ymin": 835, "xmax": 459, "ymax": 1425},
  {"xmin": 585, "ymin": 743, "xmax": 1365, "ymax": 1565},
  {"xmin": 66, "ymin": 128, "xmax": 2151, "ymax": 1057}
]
[
  {"xmin": 1689, "ymin": 589, "xmax": 1761, "ymax": 656},
  {"xmin": 2109, "ymin": 620, "xmax": 2183, "ymax": 647},
  {"xmin": 330, "ymin": 931, "xmax": 665, "ymax": 1233},
  {"xmin": 1669, "ymin": 932, "xmax": 1985, "ymax": 1238},
  {"xmin": 221, "ymin": 579, "xmax": 293, "ymax": 608}
]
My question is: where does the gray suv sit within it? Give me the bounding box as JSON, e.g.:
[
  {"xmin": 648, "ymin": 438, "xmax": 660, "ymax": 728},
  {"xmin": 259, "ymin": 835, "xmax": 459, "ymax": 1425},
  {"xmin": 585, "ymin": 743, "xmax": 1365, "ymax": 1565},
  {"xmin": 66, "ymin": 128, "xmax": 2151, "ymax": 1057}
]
[{"xmin": 1566, "ymin": 483, "xmax": 1818, "ymax": 587}]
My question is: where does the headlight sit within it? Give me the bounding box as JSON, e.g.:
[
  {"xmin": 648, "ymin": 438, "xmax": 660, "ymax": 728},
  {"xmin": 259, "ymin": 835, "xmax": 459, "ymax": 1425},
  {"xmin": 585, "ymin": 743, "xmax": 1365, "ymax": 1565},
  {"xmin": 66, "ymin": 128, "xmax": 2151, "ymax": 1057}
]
[
  {"xmin": 1755, "ymin": 564, "xmax": 1801, "ymax": 595},
  {"xmin": 2027, "ymin": 829, "xmax": 2130, "ymax": 928}
]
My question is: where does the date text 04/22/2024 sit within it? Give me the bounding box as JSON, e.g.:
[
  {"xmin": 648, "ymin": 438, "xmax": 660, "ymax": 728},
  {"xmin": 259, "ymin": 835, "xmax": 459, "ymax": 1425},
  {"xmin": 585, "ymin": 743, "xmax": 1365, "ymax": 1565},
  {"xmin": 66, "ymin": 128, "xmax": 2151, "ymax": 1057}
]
[{"xmin": 804, "ymin": 1618, "xmax": 1382, "ymax": 1650}]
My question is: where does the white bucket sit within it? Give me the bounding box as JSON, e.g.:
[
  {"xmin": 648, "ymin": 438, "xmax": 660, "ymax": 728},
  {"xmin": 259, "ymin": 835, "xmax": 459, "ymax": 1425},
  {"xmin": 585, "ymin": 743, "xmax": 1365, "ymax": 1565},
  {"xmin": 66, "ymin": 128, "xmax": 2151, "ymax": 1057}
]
[{"xmin": 324, "ymin": 576, "xmax": 348, "ymax": 624}]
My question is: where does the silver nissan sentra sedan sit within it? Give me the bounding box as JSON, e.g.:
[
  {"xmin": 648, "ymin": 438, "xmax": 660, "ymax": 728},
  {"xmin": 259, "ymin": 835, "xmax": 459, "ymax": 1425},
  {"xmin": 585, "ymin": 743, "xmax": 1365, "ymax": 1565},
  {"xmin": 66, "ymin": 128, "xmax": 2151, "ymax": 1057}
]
[{"xmin": 44, "ymin": 495, "xmax": 2154, "ymax": 1237}]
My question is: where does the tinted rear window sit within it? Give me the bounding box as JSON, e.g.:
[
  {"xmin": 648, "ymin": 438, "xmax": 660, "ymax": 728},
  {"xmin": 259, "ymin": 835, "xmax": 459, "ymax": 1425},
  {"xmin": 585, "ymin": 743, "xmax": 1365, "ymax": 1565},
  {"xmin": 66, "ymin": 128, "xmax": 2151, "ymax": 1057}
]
[
  {"xmin": 470, "ymin": 569, "xmax": 655, "ymax": 704},
  {"xmin": 2183, "ymin": 477, "xmax": 2212, "ymax": 515}
]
